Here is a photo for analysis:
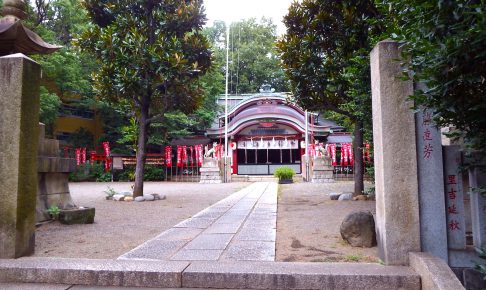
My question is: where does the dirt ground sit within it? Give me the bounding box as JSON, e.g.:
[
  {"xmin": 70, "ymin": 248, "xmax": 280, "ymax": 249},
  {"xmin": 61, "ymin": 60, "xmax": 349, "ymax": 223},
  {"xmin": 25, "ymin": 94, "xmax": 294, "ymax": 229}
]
[
  {"xmin": 34, "ymin": 181, "xmax": 378, "ymax": 263},
  {"xmin": 276, "ymin": 181, "xmax": 379, "ymax": 263},
  {"xmin": 34, "ymin": 182, "xmax": 248, "ymax": 259}
]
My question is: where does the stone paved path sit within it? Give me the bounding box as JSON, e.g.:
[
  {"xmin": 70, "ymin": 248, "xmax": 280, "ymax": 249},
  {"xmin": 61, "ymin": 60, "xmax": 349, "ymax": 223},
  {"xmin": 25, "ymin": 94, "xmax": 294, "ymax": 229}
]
[{"xmin": 119, "ymin": 182, "xmax": 277, "ymax": 262}]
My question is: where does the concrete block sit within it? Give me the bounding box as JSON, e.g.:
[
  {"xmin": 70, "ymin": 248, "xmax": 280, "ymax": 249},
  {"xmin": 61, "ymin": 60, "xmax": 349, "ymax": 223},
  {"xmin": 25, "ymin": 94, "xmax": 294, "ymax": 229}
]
[
  {"xmin": 409, "ymin": 252, "xmax": 465, "ymax": 290},
  {"xmin": 0, "ymin": 258, "xmax": 188, "ymax": 287},
  {"xmin": 182, "ymin": 261, "xmax": 421, "ymax": 290},
  {"xmin": 0, "ymin": 54, "xmax": 40, "ymax": 258},
  {"xmin": 184, "ymin": 234, "xmax": 233, "ymax": 250},
  {"xmin": 370, "ymin": 40, "xmax": 421, "ymax": 265}
]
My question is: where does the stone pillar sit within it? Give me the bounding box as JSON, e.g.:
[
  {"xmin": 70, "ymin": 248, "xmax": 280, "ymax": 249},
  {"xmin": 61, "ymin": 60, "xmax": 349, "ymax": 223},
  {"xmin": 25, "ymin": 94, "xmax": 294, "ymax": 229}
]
[
  {"xmin": 415, "ymin": 107, "xmax": 448, "ymax": 262},
  {"xmin": 443, "ymin": 146, "xmax": 466, "ymax": 249},
  {"xmin": 311, "ymin": 156, "xmax": 334, "ymax": 183},
  {"xmin": 0, "ymin": 54, "xmax": 40, "ymax": 258},
  {"xmin": 370, "ymin": 41, "xmax": 421, "ymax": 265},
  {"xmin": 469, "ymin": 163, "xmax": 486, "ymax": 247}
]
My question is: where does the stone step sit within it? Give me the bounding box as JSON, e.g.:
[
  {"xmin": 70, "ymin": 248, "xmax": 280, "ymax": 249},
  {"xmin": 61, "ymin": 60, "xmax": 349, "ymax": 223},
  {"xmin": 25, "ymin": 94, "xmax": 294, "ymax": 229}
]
[{"xmin": 0, "ymin": 258, "xmax": 421, "ymax": 290}]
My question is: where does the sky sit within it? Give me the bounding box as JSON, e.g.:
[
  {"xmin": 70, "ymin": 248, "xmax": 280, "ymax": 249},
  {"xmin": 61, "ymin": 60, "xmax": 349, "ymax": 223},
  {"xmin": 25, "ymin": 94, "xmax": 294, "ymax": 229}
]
[{"xmin": 203, "ymin": 0, "xmax": 296, "ymax": 35}]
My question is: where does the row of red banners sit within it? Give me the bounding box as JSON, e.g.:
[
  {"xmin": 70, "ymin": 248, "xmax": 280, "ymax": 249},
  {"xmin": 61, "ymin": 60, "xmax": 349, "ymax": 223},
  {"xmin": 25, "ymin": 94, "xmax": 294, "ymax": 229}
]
[
  {"xmin": 170, "ymin": 145, "xmax": 205, "ymax": 168},
  {"xmin": 73, "ymin": 142, "xmax": 111, "ymax": 171},
  {"xmin": 307, "ymin": 143, "xmax": 372, "ymax": 167}
]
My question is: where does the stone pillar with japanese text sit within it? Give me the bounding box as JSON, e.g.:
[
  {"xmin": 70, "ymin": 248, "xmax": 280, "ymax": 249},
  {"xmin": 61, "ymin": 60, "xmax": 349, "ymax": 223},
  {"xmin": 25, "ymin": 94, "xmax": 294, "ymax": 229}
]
[
  {"xmin": 468, "ymin": 155, "xmax": 486, "ymax": 247},
  {"xmin": 416, "ymin": 107, "xmax": 448, "ymax": 262},
  {"xmin": 443, "ymin": 146, "xmax": 467, "ymax": 249},
  {"xmin": 370, "ymin": 40, "xmax": 421, "ymax": 265}
]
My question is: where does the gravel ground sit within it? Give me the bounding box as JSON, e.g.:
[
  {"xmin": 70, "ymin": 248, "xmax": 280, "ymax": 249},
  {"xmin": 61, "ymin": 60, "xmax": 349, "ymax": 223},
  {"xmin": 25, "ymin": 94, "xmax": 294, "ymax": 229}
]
[
  {"xmin": 34, "ymin": 181, "xmax": 378, "ymax": 263},
  {"xmin": 34, "ymin": 182, "xmax": 249, "ymax": 259},
  {"xmin": 276, "ymin": 181, "xmax": 379, "ymax": 263}
]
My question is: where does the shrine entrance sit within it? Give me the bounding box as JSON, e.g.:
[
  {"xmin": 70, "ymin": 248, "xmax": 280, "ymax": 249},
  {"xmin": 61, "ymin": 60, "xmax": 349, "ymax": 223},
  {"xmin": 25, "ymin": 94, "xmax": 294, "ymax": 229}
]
[{"xmin": 206, "ymin": 88, "xmax": 344, "ymax": 176}]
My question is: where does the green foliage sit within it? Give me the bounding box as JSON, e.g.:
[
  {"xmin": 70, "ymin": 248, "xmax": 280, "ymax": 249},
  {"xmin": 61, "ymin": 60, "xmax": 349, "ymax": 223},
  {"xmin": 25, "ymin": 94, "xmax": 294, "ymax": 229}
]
[
  {"xmin": 113, "ymin": 165, "xmax": 164, "ymax": 181},
  {"xmin": 476, "ymin": 246, "xmax": 486, "ymax": 278},
  {"xmin": 277, "ymin": 0, "xmax": 384, "ymax": 194},
  {"xmin": 208, "ymin": 19, "xmax": 289, "ymax": 94},
  {"xmin": 69, "ymin": 163, "xmax": 110, "ymax": 182},
  {"xmin": 39, "ymin": 86, "xmax": 61, "ymax": 131},
  {"xmin": 103, "ymin": 186, "xmax": 116, "ymax": 198},
  {"xmin": 118, "ymin": 117, "xmax": 139, "ymax": 152},
  {"xmin": 277, "ymin": 0, "xmax": 383, "ymax": 121},
  {"xmin": 47, "ymin": 205, "xmax": 61, "ymax": 220},
  {"xmin": 143, "ymin": 165, "xmax": 165, "ymax": 181},
  {"xmin": 379, "ymin": 0, "xmax": 486, "ymax": 149},
  {"xmin": 76, "ymin": 0, "xmax": 212, "ymax": 196},
  {"xmin": 274, "ymin": 167, "xmax": 295, "ymax": 180}
]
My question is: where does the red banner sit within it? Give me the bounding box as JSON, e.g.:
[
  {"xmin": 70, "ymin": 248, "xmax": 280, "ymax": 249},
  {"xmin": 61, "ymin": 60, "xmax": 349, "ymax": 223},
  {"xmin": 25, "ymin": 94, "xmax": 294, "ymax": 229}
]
[
  {"xmin": 189, "ymin": 146, "xmax": 194, "ymax": 166},
  {"xmin": 308, "ymin": 144, "xmax": 316, "ymax": 157},
  {"xmin": 176, "ymin": 146, "xmax": 182, "ymax": 167},
  {"xmin": 165, "ymin": 146, "xmax": 172, "ymax": 168},
  {"xmin": 182, "ymin": 145, "xmax": 187, "ymax": 165},
  {"xmin": 196, "ymin": 145, "xmax": 203, "ymax": 166},
  {"xmin": 348, "ymin": 143, "xmax": 354, "ymax": 166},
  {"xmin": 330, "ymin": 144, "xmax": 337, "ymax": 166},
  {"xmin": 341, "ymin": 143, "xmax": 348, "ymax": 166},
  {"xmin": 102, "ymin": 142, "xmax": 110, "ymax": 157},
  {"xmin": 75, "ymin": 148, "xmax": 81, "ymax": 166},
  {"xmin": 81, "ymin": 148, "xmax": 86, "ymax": 164}
]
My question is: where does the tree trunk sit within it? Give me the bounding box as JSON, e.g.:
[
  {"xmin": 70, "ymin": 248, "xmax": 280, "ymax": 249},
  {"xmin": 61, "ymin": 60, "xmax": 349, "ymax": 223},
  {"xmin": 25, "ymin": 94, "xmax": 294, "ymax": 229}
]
[
  {"xmin": 133, "ymin": 99, "xmax": 149, "ymax": 197},
  {"xmin": 353, "ymin": 120, "xmax": 364, "ymax": 197}
]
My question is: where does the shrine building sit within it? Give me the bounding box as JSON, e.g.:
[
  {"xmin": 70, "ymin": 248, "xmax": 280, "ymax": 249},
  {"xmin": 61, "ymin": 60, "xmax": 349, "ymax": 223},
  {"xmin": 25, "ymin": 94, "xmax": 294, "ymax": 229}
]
[{"xmin": 206, "ymin": 85, "xmax": 351, "ymax": 176}]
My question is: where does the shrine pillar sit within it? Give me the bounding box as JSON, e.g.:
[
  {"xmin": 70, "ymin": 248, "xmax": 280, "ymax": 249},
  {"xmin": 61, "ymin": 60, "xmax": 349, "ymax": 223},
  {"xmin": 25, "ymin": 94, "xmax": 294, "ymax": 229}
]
[{"xmin": 370, "ymin": 41, "xmax": 421, "ymax": 265}]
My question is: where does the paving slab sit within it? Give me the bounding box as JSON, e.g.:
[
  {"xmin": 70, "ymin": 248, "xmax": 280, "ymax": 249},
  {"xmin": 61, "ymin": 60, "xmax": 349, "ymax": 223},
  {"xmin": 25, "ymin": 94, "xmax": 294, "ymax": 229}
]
[
  {"xmin": 170, "ymin": 249, "xmax": 223, "ymax": 261},
  {"xmin": 154, "ymin": 228, "xmax": 203, "ymax": 241},
  {"xmin": 118, "ymin": 240, "xmax": 187, "ymax": 260},
  {"xmin": 173, "ymin": 217, "xmax": 216, "ymax": 229},
  {"xmin": 184, "ymin": 234, "xmax": 234, "ymax": 250},
  {"xmin": 0, "ymin": 258, "xmax": 189, "ymax": 288},
  {"xmin": 236, "ymin": 227, "xmax": 276, "ymax": 242},
  {"xmin": 221, "ymin": 241, "xmax": 275, "ymax": 261},
  {"xmin": 182, "ymin": 261, "xmax": 421, "ymax": 290}
]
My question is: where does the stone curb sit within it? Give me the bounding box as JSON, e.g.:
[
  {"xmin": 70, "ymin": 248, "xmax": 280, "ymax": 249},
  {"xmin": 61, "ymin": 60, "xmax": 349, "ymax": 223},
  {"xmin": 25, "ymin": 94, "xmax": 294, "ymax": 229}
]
[
  {"xmin": 0, "ymin": 258, "xmax": 188, "ymax": 288},
  {"xmin": 1, "ymin": 258, "xmax": 421, "ymax": 289},
  {"xmin": 182, "ymin": 261, "xmax": 421, "ymax": 289},
  {"xmin": 409, "ymin": 252, "xmax": 465, "ymax": 290}
]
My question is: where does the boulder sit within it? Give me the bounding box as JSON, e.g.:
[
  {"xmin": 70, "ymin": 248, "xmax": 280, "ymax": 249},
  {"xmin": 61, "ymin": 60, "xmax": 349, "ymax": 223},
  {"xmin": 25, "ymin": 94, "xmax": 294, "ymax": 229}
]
[
  {"xmin": 134, "ymin": 196, "xmax": 145, "ymax": 202},
  {"xmin": 143, "ymin": 194, "xmax": 155, "ymax": 201},
  {"xmin": 113, "ymin": 194, "xmax": 125, "ymax": 201},
  {"xmin": 124, "ymin": 196, "xmax": 133, "ymax": 202},
  {"xmin": 330, "ymin": 192, "xmax": 341, "ymax": 200},
  {"xmin": 340, "ymin": 211, "xmax": 377, "ymax": 247},
  {"xmin": 338, "ymin": 193, "xmax": 353, "ymax": 201},
  {"xmin": 120, "ymin": 191, "xmax": 132, "ymax": 196}
]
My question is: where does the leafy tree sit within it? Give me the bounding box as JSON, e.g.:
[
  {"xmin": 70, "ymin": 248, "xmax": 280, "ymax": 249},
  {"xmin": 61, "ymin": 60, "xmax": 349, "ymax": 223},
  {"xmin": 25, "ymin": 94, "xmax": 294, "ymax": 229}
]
[
  {"xmin": 39, "ymin": 86, "xmax": 61, "ymax": 136},
  {"xmin": 379, "ymin": 0, "xmax": 486, "ymax": 149},
  {"xmin": 208, "ymin": 19, "xmax": 289, "ymax": 94},
  {"xmin": 277, "ymin": 0, "xmax": 383, "ymax": 195},
  {"xmin": 77, "ymin": 0, "xmax": 212, "ymax": 196}
]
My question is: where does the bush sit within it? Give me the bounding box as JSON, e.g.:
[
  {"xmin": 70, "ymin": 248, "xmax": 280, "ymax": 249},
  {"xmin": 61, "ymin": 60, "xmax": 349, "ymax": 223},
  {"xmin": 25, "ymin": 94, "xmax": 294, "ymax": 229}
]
[
  {"xmin": 274, "ymin": 167, "xmax": 295, "ymax": 181},
  {"xmin": 113, "ymin": 165, "xmax": 165, "ymax": 181},
  {"xmin": 69, "ymin": 163, "xmax": 110, "ymax": 182}
]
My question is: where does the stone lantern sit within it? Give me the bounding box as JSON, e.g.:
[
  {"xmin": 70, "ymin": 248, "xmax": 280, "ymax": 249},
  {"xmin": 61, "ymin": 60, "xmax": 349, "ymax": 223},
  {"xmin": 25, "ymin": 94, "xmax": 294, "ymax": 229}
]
[{"xmin": 0, "ymin": 0, "xmax": 61, "ymax": 56}]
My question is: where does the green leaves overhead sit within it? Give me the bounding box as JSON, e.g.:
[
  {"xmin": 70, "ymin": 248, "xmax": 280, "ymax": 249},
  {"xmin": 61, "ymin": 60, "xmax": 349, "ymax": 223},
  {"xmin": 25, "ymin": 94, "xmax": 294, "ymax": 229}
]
[
  {"xmin": 277, "ymin": 0, "xmax": 383, "ymax": 119},
  {"xmin": 379, "ymin": 0, "xmax": 486, "ymax": 149}
]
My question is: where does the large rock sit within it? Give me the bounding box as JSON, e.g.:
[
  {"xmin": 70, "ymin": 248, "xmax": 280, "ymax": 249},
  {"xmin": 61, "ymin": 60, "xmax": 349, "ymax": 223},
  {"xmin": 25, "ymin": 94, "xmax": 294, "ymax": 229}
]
[
  {"xmin": 340, "ymin": 211, "xmax": 377, "ymax": 247},
  {"xmin": 330, "ymin": 193, "xmax": 341, "ymax": 200},
  {"xmin": 143, "ymin": 194, "xmax": 155, "ymax": 201},
  {"xmin": 338, "ymin": 193, "xmax": 353, "ymax": 201},
  {"xmin": 134, "ymin": 196, "xmax": 145, "ymax": 202},
  {"xmin": 113, "ymin": 194, "xmax": 125, "ymax": 201}
]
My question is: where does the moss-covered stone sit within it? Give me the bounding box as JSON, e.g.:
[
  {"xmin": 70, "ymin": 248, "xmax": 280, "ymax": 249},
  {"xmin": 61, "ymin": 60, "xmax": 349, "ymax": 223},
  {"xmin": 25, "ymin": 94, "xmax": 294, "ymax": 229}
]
[{"xmin": 59, "ymin": 207, "xmax": 95, "ymax": 225}]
